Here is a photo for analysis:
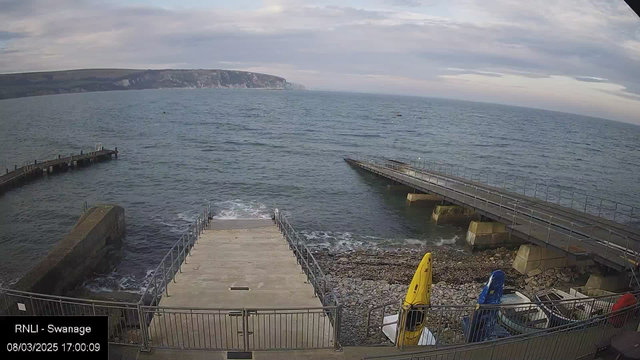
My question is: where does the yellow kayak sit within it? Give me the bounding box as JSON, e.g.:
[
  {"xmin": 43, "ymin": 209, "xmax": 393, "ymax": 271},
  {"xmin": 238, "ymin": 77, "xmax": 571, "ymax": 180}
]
[{"xmin": 397, "ymin": 252, "xmax": 432, "ymax": 346}]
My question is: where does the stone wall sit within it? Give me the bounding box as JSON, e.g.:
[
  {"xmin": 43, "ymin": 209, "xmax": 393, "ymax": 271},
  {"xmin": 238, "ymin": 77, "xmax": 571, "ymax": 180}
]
[{"xmin": 13, "ymin": 204, "xmax": 125, "ymax": 295}]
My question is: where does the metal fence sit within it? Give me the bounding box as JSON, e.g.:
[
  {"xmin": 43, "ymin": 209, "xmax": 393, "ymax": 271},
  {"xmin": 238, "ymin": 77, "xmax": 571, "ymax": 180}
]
[
  {"xmin": 364, "ymin": 301, "xmax": 640, "ymax": 360},
  {"xmin": 141, "ymin": 305, "xmax": 339, "ymax": 350},
  {"xmin": 351, "ymin": 156, "xmax": 640, "ymax": 272},
  {"xmin": 138, "ymin": 204, "xmax": 212, "ymax": 306},
  {"xmin": 366, "ymin": 290, "xmax": 639, "ymax": 350},
  {"xmin": 0, "ymin": 288, "xmax": 144, "ymax": 346},
  {"xmin": 353, "ymin": 155, "xmax": 639, "ymax": 225}
]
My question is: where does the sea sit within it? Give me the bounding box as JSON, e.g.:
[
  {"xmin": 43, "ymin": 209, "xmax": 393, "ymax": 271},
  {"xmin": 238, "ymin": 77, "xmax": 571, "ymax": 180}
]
[{"xmin": 1, "ymin": 89, "xmax": 639, "ymax": 294}]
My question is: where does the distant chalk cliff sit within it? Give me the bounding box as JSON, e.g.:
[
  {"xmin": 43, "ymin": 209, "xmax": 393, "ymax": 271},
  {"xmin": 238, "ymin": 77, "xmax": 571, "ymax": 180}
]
[{"xmin": 0, "ymin": 68, "xmax": 307, "ymax": 100}]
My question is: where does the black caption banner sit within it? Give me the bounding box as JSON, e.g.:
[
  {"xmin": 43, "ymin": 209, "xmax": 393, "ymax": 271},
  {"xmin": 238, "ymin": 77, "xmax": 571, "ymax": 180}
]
[{"xmin": 1, "ymin": 316, "xmax": 108, "ymax": 359}]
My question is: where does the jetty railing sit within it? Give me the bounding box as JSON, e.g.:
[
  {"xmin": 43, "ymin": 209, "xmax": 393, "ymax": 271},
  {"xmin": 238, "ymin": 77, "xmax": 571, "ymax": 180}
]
[
  {"xmin": 350, "ymin": 156, "xmax": 640, "ymax": 271},
  {"xmin": 273, "ymin": 208, "xmax": 342, "ymax": 349},
  {"xmin": 364, "ymin": 302, "xmax": 640, "ymax": 360},
  {"xmin": 353, "ymin": 155, "xmax": 639, "ymax": 225},
  {"xmin": 138, "ymin": 205, "xmax": 212, "ymax": 306},
  {"xmin": 366, "ymin": 289, "xmax": 639, "ymax": 349},
  {"xmin": 273, "ymin": 209, "xmax": 341, "ymax": 309}
]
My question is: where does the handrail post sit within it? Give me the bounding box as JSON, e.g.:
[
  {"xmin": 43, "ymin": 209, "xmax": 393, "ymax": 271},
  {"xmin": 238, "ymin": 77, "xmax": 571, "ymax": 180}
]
[
  {"xmin": 545, "ymin": 184, "xmax": 549, "ymax": 201},
  {"xmin": 571, "ymin": 192, "xmax": 575, "ymax": 209},
  {"xmin": 242, "ymin": 309, "xmax": 249, "ymax": 351},
  {"xmin": 183, "ymin": 235, "xmax": 187, "ymax": 264},
  {"xmin": 528, "ymin": 209, "xmax": 533, "ymax": 235},
  {"xmin": 171, "ymin": 248, "xmax": 176, "ymax": 283},
  {"xmin": 598, "ymin": 199, "xmax": 603, "ymax": 217},
  {"xmin": 567, "ymin": 222, "xmax": 574, "ymax": 251},
  {"xmin": 137, "ymin": 303, "xmax": 150, "ymax": 351},
  {"xmin": 163, "ymin": 261, "xmax": 169, "ymax": 297},
  {"xmin": 178, "ymin": 240, "xmax": 182, "ymax": 273},
  {"xmin": 334, "ymin": 305, "xmax": 342, "ymax": 350},
  {"xmin": 547, "ymin": 215, "xmax": 552, "ymax": 244}
]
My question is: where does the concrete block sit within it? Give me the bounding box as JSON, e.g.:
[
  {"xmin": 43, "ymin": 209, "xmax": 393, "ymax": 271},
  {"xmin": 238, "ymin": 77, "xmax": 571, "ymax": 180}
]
[
  {"xmin": 512, "ymin": 244, "xmax": 590, "ymax": 275},
  {"xmin": 406, "ymin": 193, "xmax": 442, "ymax": 205},
  {"xmin": 585, "ymin": 274, "xmax": 628, "ymax": 292},
  {"xmin": 466, "ymin": 221, "xmax": 525, "ymax": 250},
  {"xmin": 431, "ymin": 205, "xmax": 479, "ymax": 225},
  {"xmin": 13, "ymin": 204, "xmax": 125, "ymax": 295}
]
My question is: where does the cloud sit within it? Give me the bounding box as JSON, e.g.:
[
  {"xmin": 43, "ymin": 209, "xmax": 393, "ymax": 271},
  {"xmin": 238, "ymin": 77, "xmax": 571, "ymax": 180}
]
[{"xmin": 0, "ymin": 0, "xmax": 639, "ymax": 123}]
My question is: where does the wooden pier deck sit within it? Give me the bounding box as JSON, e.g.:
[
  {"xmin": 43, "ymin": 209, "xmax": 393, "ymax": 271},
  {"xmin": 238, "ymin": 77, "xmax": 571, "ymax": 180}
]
[
  {"xmin": 0, "ymin": 148, "xmax": 118, "ymax": 195},
  {"xmin": 346, "ymin": 157, "xmax": 640, "ymax": 272}
]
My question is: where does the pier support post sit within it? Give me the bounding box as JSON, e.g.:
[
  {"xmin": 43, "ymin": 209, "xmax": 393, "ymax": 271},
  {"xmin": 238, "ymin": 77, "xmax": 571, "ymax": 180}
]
[
  {"xmin": 431, "ymin": 205, "xmax": 479, "ymax": 225},
  {"xmin": 466, "ymin": 221, "xmax": 524, "ymax": 250},
  {"xmin": 115, "ymin": 147, "xmax": 118, "ymax": 159},
  {"xmin": 512, "ymin": 244, "xmax": 593, "ymax": 275},
  {"xmin": 406, "ymin": 193, "xmax": 443, "ymax": 206}
]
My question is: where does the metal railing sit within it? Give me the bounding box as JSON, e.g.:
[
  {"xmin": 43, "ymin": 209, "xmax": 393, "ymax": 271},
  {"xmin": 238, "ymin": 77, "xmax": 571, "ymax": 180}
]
[
  {"xmin": 142, "ymin": 305, "xmax": 339, "ymax": 350},
  {"xmin": 273, "ymin": 208, "xmax": 342, "ymax": 349},
  {"xmin": 273, "ymin": 208, "xmax": 341, "ymax": 309},
  {"xmin": 366, "ymin": 290, "xmax": 637, "ymax": 350},
  {"xmin": 364, "ymin": 301, "xmax": 640, "ymax": 360},
  {"xmin": 351, "ymin": 156, "xmax": 640, "ymax": 271},
  {"xmin": 138, "ymin": 204, "xmax": 212, "ymax": 306},
  {"xmin": 353, "ymin": 155, "xmax": 640, "ymax": 225},
  {"xmin": 0, "ymin": 288, "xmax": 144, "ymax": 346}
]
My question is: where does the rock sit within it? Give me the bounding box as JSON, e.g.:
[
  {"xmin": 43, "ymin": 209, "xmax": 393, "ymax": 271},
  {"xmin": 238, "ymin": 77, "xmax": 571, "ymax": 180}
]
[
  {"xmin": 468, "ymin": 292, "xmax": 476, "ymax": 299},
  {"xmin": 527, "ymin": 269, "xmax": 542, "ymax": 276},
  {"xmin": 338, "ymin": 257, "xmax": 349, "ymax": 263},
  {"xmin": 525, "ymin": 277, "xmax": 535, "ymax": 284}
]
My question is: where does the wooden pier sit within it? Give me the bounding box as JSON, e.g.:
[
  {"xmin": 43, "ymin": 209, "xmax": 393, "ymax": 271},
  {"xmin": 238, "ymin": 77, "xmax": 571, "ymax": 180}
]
[{"xmin": 0, "ymin": 147, "xmax": 118, "ymax": 195}]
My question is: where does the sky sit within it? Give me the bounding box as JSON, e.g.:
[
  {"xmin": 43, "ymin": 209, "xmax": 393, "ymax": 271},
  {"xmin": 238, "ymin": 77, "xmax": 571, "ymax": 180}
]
[{"xmin": 0, "ymin": 0, "xmax": 639, "ymax": 123}]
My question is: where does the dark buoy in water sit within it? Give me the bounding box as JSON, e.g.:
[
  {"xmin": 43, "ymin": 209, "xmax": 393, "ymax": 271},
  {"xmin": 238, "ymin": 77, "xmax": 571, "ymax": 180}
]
[
  {"xmin": 163, "ymin": 111, "xmax": 166, "ymax": 114},
  {"xmin": 396, "ymin": 113, "xmax": 402, "ymax": 117}
]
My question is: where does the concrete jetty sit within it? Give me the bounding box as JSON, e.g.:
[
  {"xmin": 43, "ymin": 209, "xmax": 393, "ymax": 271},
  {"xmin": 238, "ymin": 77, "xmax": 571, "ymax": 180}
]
[
  {"xmin": 346, "ymin": 157, "xmax": 640, "ymax": 274},
  {"xmin": 0, "ymin": 147, "xmax": 118, "ymax": 195},
  {"xmin": 13, "ymin": 204, "xmax": 125, "ymax": 295},
  {"xmin": 146, "ymin": 218, "xmax": 334, "ymax": 350}
]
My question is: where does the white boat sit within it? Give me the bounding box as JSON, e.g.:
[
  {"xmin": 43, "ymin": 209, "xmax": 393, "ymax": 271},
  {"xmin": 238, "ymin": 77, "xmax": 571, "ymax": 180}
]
[
  {"xmin": 535, "ymin": 289, "xmax": 591, "ymax": 326},
  {"xmin": 569, "ymin": 287, "xmax": 619, "ymax": 316},
  {"xmin": 498, "ymin": 290, "xmax": 549, "ymax": 334},
  {"xmin": 382, "ymin": 314, "xmax": 436, "ymax": 346}
]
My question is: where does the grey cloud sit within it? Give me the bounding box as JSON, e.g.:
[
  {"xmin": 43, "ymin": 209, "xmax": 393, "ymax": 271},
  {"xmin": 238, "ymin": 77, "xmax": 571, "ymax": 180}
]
[
  {"xmin": 0, "ymin": 0, "xmax": 639, "ymax": 122},
  {"xmin": 387, "ymin": 0, "xmax": 423, "ymax": 6},
  {"xmin": 0, "ymin": 31, "xmax": 24, "ymax": 41}
]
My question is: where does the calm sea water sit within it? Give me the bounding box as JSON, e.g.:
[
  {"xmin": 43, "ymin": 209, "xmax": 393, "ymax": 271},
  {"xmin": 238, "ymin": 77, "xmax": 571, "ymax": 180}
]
[{"xmin": 1, "ymin": 89, "xmax": 639, "ymax": 293}]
